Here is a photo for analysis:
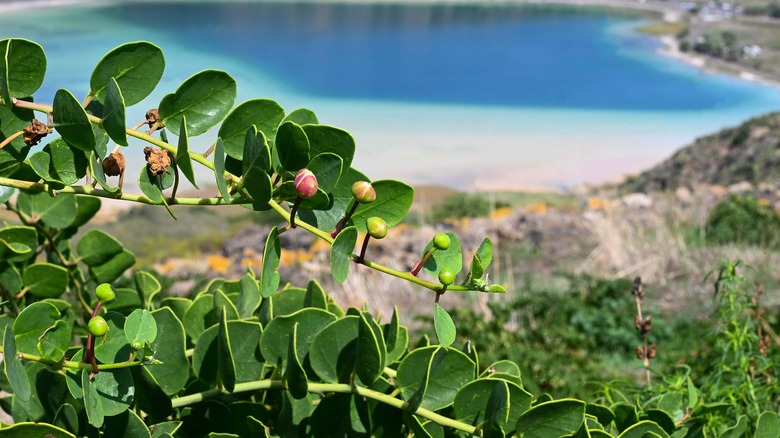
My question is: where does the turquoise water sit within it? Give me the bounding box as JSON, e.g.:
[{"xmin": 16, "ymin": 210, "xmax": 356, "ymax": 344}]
[{"xmin": 2, "ymin": 1, "xmax": 780, "ymax": 188}]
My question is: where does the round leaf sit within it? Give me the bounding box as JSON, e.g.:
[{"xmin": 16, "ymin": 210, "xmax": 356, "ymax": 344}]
[
  {"xmin": 124, "ymin": 308, "xmax": 158, "ymax": 345},
  {"xmin": 77, "ymin": 229, "xmax": 124, "ymax": 266},
  {"xmin": 0, "ymin": 38, "xmax": 46, "ymax": 104},
  {"xmin": 53, "ymin": 88, "xmax": 95, "ymax": 152},
  {"xmin": 351, "ymin": 180, "xmax": 413, "ymax": 232},
  {"xmin": 218, "ymin": 99, "xmax": 285, "ymax": 159},
  {"xmin": 330, "ymin": 226, "xmax": 357, "ymax": 283},
  {"xmin": 433, "ymin": 303, "xmax": 456, "ymax": 346},
  {"xmin": 396, "ymin": 346, "xmax": 476, "ymax": 411},
  {"xmin": 101, "ymin": 77, "xmax": 128, "ymax": 145},
  {"xmin": 23, "ymin": 262, "xmax": 68, "ymax": 298},
  {"xmin": 90, "ymin": 41, "xmax": 164, "ymax": 106},
  {"xmin": 515, "ymin": 399, "xmax": 585, "ymax": 437},
  {"xmin": 159, "ymin": 69, "xmax": 236, "ymax": 136}
]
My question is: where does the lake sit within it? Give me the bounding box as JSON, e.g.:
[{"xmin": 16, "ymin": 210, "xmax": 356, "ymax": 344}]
[{"xmin": 2, "ymin": 1, "xmax": 780, "ymax": 189}]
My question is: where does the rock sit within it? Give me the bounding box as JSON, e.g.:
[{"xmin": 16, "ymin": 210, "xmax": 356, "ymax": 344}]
[
  {"xmin": 621, "ymin": 193, "xmax": 653, "ymax": 208},
  {"xmin": 675, "ymin": 186, "xmax": 693, "ymax": 203},
  {"xmin": 727, "ymin": 181, "xmax": 753, "ymax": 193}
]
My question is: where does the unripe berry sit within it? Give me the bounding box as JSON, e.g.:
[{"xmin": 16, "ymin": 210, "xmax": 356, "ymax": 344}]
[
  {"xmin": 293, "ymin": 169, "xmax": 318, "ymax": 199},
  {"xmin": 352, "ymin": 181, "xmax": 376, "ymax": 204},
  {"xmin": 366, "ymin": 217, "xmax": 387, "ymax": 239},
  {"xmin": 88, "ymin": 316, "xmax": 108, "ymax": 337},
  {"xmin": 438, "ymin": 269, "xmax": 455, "ymax": 286},
  {"xmin": 433, "ymin": 233, "xmax": 450, "ymax": 250},
  {"xmin": 131, "ymin": 340, "xmax": 144, "ymax": 351},
  {"xmin": 95, "ymin": 283, "xmax": 117, "ymax": 303}
]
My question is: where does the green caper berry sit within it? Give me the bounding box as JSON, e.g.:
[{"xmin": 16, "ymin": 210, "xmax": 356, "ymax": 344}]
[
  {"xmin": 95, "ymin": 283, "xmax": 117, "ymax": 303},
  {"xmin": 438, "ymin": 269, "xmax": 455, "ymax": 286},
  {"xmin": 433, "ymin": 233, "xmax": 450, "ymax": 250},
  {"xmin": 88, "ymin": 316, "xmax": 108, "ymax": 337}
]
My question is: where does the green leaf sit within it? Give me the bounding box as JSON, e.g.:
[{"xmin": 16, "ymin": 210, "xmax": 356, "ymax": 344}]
[
  {"xmin": 302, "ymin": 124, "xmax": 355, "ymax": 178},
  {"xmin": 468, "ymin": 238, "xmax": 493, "ymax": 283},
  {"xmin": 454, "ymin": 378, "xmax": 532, "ymax": 434},
  {"xmin": 214, "ymin": 137, "xmax": 231, "ymax": 201},
  {"xmin": 0, "ymin": 262, "xmax": 22, "ymax": 296},
  {"xmin": 0, "ymin": 39, "xmax": 46, "ymax": 104},
  {"xmin": 304, "ymin": 280, "xmax": 328, "ymax": 310},
  {"xmin": 28, "ymin": 139, "xmax": 88, "ymax": 186},
  {"xmin": 284, "ymin": 108, "xmax": 318, "ymax": 126},
  {"xmin": 183, "ymin": 293, "xmax": 216, "ymax": 340},
  {"xmin": 0, "ymin": 423, "xmax": 76, "ymax": 438},
  {"xmin": 237, "ymin": 269, "xmax": 261, "ymax": 318},
  {"xmin": 3, "ymin": 326, "xmax": 31, "ymax": 402},
  {"xmin": 36, "ymin": 319, "xmax": 70, "ymax": 361},
  {"xmin": 275, "ymin": 121, "xmax": 309, "ymax": 172},
  {"xmin": 13, "ymin": 301, "xmax": 61, "ymax": 355},
  {"xmin": 105, "ymin": 410, "xmax": 150, "ymax": 438},
  {"xmin": 385, "ymin": 309, "xmax": 409, "ymax": 364},
  {"xmin": 0, "ymin": 103, "xmax": 34, "ymax": 170},
  {"xmin": 135, "ymin": 270, "xmax": 162, "ymax": 309},
  {"xmin": 77, "ymin": 229, "xmax": 123, "ymax": 266},
  {"xmin": 307, "ymin": 152, "xmax": 343, "ymax": 194},
  {"xmin": 719, "ymin": 416, "xmax": 747, "ymax": 438},
  {"xmin": 193, "ymin": 321, "xmax": 263, "ymax": 386},
  {"xmin": 143, "ymin": 307, "xmax": 189, "ymax": 395},
  {"xmin": 242, "ymin": 125, "xmax": 271, "ymax": 176},
  {"xmin": 433, "ymin": 303, "xmax": 456, "ymax": 346},
  {"xmin": 355, "ymin": 313, "xmax": 383, "ymax": 385},
  {"xmin": 396, "ymin": 346, "xmax": 476, "ymax": 411},
  {"xmin": 23, "ymin": 263, "xmax": 68, "ymax": 298},
  {"xmin": 260, "ymin": 308, "xmax": 336, "ymax": 368},
  {"xmin": 82, "ymin": 370, "xmax": 105, "ymax": 428},
  {"xmin": 686, "ymin": 377, "xmax": 698, "ymax": 410},
  {"xmin": 175, "ymin": 115, "xmax": 198, "ymax": 189},
  {"xmin": 89, "ymin": 249, "xmax": 135, "ymax": 284},
  {"xmin": 52, "ymin": 88, "xmax": 95, "ymax": 152},
  {"xmin": 218, "ymin": 308, "xmax": 237, "ymax": 392},
  {"xmin": 53, "ymin": 404, "xmax": 80, "ymax": 435},
  {"xmin": 310, "ymin": 316, "xmax": 359, "ymax": 383},
  {"xmin": 17, "ymin": 190, "xmax": 77, "ymax": 229},
  {"xmin": 94, "ymin": 311, "xmax": 131, "ymax": 364},
  {"xmin": 159, "ymin": 70, "xmax": 236, "ymax": 136},
  {"xmin": 351, "ymin": 180, "xmax": 413, "ymax": 232},
  {"xmin": 102, "ymin": 77, "xmax": 128, "ymax": 145},
  {"xmin": 150, "ymin": 421, "xmax": 182, "ymax": 438},
  {"xmin": 515, "ymin": 399, "xmax": 585, "ymax": 438},
  {"xmin": 125, "ymin": 309, "xmax": 158, "ymax": 345},
  {"xmin": 284, "ymin": 323, "xmax": 309, "ymax": 399},
  {"xmin": 484, "ymin": 380, "xmax": 511, "ymax": 430},
  {"xmin": 0, "ymin": 226, "xmax": 36, "ymax": 263},
  {"xmin": 260, "ymin": 227, "xmax": 281, "ymax": 298},
  {"xmin": 138, "ymin": 163, "xmax": 174, "ymax": 205},
  {"xmin": 218, "ymin": 99, "xmax": 285, "ymax": 160},
  {"xmin": 586, "ymin": 404, "xmax": 615, "ymax": 428},
  {"xmin": 423, "ymin": 232, "xmax": 463, "ymax": 278},
  {"xmin": 90, "ymin": 41, "xmax": 165, "ymax": 106},
  {"xmin": 330, "ymin": 226, "xmax": 357, "ymax": 283},
  {"xmin": 757, "ymin": 411, "xmax": 780, "ymax": 438},
  {"xmin": 94, "ymin": 369, "xmax": 135, "ymax": 416}
]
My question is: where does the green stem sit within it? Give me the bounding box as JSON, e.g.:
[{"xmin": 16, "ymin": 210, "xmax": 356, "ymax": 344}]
[
  {"xmin": 170, "ymin": 380, "xmax": 478, "ymax": 435},
  {"xmin": 0, "ymin": 345, "xmax": 143, "ymax": 371}
]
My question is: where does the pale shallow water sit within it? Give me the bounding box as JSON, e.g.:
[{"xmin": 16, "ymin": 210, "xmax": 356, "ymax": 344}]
[{"xmin": 2, "ymin": 1, "xmax": 780, "ymax": 189}]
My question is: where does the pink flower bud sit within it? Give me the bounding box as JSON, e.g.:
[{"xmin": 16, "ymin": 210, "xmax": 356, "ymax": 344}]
[
  {"xmin": 294, "ymin": 169, "xmax": 318, "ymax": 199},
  {"xmin": 352, "ymin": 181, "xmax": 376, "ymax": 203}
]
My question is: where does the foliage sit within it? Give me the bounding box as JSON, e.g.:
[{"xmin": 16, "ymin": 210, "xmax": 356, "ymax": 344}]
[
  {"xmin": 0, "ymin": 38, "xmax": 776, "ymax": 437},
  {"xmin": 705, "ymin": 194, "xmax": 780, "ymax": 248},
  {"xmin": 431, "ymin": 193, "xmax": 505, "ymax": 222}
]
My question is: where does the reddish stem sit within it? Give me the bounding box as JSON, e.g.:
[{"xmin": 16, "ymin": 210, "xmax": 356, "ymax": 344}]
[
  {"xmin": 331, "ymin": 200, "xmax": 360, "ymax": 238},
  {"xmin": 357, "ymin": 234, "xmax": 371, "ymax": 263},
  {"xmin": 411, "ymin": 250, "xmax": 434, "ymax": 277},
  {"xmin": 290, "ymin": 197, "xmax": 303, "ymax": 229}
]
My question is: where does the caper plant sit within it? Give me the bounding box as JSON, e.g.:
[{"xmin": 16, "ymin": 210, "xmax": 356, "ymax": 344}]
[{"xmin": 0, "ymin": 38, "xmax": 759, "ymax": 437}]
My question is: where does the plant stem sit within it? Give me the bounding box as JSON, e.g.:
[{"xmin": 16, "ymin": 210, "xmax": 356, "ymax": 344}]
[
  {"xmin": 357, "ymin": 234, "xmax": 370, "ymax": 263},
  {"xmin": 169, "ymin": 379, "xmax": 479, "ymax": 435},
  {"xmin": 0, "ymin": 345, "xmax": 143, "ymax": 371},
  {"xmin": 0, "ymin": 130, "xmax": 23, "ymax": 149}
]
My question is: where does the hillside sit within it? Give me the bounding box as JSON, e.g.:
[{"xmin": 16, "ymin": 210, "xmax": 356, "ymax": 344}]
[{"xmin": 621, "ymin": 112, "xmax": 780, "ymax": 192}]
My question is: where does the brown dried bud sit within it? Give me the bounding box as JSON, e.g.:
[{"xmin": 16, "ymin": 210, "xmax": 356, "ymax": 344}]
[
  {"xmin": 643, "ymin": 316, "xmax": 652, "ymax": 333},
  {"xmin": 144, "ymin": 147, "xmax": 171, "ymax": 176},
  {"xmin": 635, "ymin": 346, "xmax": 645, "ymax": 360},
  {"xmin": 293, "ymin": 168, "xmax": 318, "ymax": 199},
  {"xmin": 647, "ymin": 344, "xmax": 656, "ymax": 359},
  {"xmin": 145, "ymin": 109, "xmax": 161, "ymax": 128},
  {"xmin": 23, "ymin": 119, "xmax": 52, "ymax": 146},
  {"xmin": 634, "ymin": 315, "xmax": 642, "ymax": 332},
  {"xmin": 631, "ymin": 277, "xmax": 644, "ymax": 299},
  {"xmin": 102, "ymin": 151, "xmax": 126, "ymax": 177}
]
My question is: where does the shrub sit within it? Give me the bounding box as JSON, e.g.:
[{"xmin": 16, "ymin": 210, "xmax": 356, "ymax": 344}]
[{"xmin": 705, "ymin": 194, "xmax": 780, "ymax": 248}]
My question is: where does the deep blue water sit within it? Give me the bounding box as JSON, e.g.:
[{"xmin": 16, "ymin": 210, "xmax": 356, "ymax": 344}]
[{"xmin": 60, "ymin": 1, "xmax": 777, "ymax": 111}]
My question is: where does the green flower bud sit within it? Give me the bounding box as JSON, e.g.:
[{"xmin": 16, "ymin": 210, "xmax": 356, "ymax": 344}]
[
  {"xmin": 438, "ymin": 269, "xmax": 455, "ymax": 286},
  {"xmin": 293, "ymin": 168, "xmax": 318, "ymax": 199},
  {"xmin": 366, "ymin": 217, "xmax": 387, "ymax": 239},
  {"xmin": 351, "ymin": 181, "xmax": 376, "ymax": 203},
  {"xmin": 95, "ymin": 283, "xmax": 117, "ymax": 303},
  {"xmin": 433, "ymin": 233, "xmax": 450, "ymax": 250},
  {"xmin": 88, "ymin": 316, "xmax": 109, "ymax": 337},
  {"xmin": 131, "ymin": 340, "xmax": 144, "ymax": 351}
]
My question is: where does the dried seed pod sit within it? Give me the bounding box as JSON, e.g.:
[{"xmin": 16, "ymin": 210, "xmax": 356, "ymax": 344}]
[
  {"xmin": 144, "ymin": 147, "xmax": 171, "ymax": 176},
  {"xmin": 145, "ymin": 108, "xmax": 161, "ymax": 128},
  {"xmin": 643, "ymin": 316, "xmax": 652, "ymax": 333},
  {"xmin": 647, "ymin": 344, "xmax": 657, "ymax": 359},
  {"xmin": 631, "ymin": 276, "xmax": 644, "ymax": 299},
  {"xmin": 635, "ymin": 346, "xmax": 645, "ymax": 360},
  {"xmin": 634, "ymin": 315, "xmax": 643, "ymax": 332},
  {"xmin": 23, "ymin": 119, "xmax": 52, "ymax": 146},
  {"xmin": 102, "ymin": 151, "xmax": 126, "ymax": 177}
]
